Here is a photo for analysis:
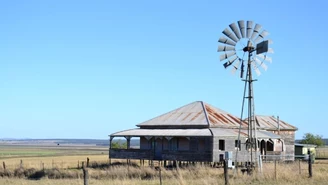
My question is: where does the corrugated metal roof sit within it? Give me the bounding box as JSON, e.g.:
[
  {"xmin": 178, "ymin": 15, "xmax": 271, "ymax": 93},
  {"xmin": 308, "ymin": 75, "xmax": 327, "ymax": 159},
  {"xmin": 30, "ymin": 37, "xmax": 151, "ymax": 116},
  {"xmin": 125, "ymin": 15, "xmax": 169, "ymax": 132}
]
[
  {"xmin": 252, "ymin": 115, "xmax": 298, "ymax": 131},
  {"xmin": 136, "ymin": 101, "xmax": 247, "ymax": 128},
  {"xmin": 295, "ymin": 143, "xmax": 317, "ymax": 147},
  {"xmin": 136, "ymin": 101, "xmax": 208, "ymax": 127},
  {"xmin": 110, "ymin": 128, "xmax": 212, "ymax": 137},
  {"xmin": 111, "ymin": 127, "xmax": 280, "ymax": 139},
  {"xmin": 210, "ymin": 128, "xmax": 239, "ymax": 137},
  {"xmin": 210, "ymin": 128, "xmax": 281, "ymax": 139},
  {"xmin": 256, "ymin": 130, "xmax": 281, "ymax": 139},
  {"xmin": 204, "ymin": 102, "xmax": 248, "ymax": 128}
]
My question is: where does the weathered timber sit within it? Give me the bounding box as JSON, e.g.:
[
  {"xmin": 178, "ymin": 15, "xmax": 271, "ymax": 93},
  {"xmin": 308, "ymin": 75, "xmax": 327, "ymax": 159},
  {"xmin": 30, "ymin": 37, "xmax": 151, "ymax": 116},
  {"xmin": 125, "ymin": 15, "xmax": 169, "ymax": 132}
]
[{"xmin": 110, "ymin": 149, "xmax": 153, "ymax": 159}]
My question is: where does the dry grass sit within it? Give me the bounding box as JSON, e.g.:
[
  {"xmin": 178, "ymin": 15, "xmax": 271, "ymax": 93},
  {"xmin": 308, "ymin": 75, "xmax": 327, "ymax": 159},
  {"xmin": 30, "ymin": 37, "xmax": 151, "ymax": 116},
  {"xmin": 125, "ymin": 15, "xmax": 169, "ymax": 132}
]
[
  {"xmin": 1, "ymin": 155, "xmax": 109, "ymax": 170},
  {"xmin": 1, "ymin": 146, "xmax": 328, "ymax": 185},
  {"xmin": 316, "ymin": 147, "xmax": 328, "ymax": 159},
  {"xmin": 1, "ymin": 159, "xmax": 328, "ymax": 185}
]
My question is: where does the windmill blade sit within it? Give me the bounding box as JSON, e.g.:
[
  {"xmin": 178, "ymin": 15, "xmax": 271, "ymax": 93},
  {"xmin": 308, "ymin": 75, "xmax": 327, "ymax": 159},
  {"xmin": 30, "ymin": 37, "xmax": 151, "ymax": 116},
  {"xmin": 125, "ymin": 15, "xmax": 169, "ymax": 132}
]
[
  {"xmin": 254, "ymin": 30, "xmax": 269, "ymax": 43},
  {"xmin": 246, "ymin": 21, "xmax": 254, "ymax": 38},
  {"xmin": 238, "ymin": 20, "xmax": 246, "ymax": 38},
  {"xmin": 223, "ymin": 55, "xmax": 238, "ymax": 68},
  {"xmin": 218, "ymin": 21, "xmax": 273, "ymax": 77},
  {"xmin": 222, "ymin": 28, "xmax": 239, "ymax": 43},
  {"xmin": 257, "ymin": 54, "xmax": 272, "ymax": 63},
  {"xmin": 268, "ymin": 48, "xmax": 274, "ymax": 53},
  {"xmin": 229, "ymin": 22, "xmax": 241, "ymax": 40},
  {"xmin": 255, "ymin": 57, "xmax": 268, "ymax": 71},
  {"xmin": 218, "ymin": 45, "xmax": 235, "ymax": 52},
  {"xmin": 251, "ymin": 24, "xmax": 262, "ymax": 41},
  {"xmin": 231, "ymin": 59, "xmax": 241, "ymax": 74},
  {"xmin": 220, "ymin": 51, "xmax": 236, "ymax": 61},
  {"xmin": 251, "ymin": 61, "xmax": 261, "ymax": 76},
  {"xmin": 218, "ymin": 36, "xmax": 236, "ymax": 46}
]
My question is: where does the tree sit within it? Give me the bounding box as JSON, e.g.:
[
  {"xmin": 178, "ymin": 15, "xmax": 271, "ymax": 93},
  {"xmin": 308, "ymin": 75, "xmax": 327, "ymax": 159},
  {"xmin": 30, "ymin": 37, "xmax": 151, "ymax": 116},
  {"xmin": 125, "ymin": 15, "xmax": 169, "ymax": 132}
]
[
  {"xmin": 111, "ymin": 140, "xmax": 127, "ymax": 149},
  {"xmin": 301, "ymin": 133, "xmax": 324, "ymax": 146}
]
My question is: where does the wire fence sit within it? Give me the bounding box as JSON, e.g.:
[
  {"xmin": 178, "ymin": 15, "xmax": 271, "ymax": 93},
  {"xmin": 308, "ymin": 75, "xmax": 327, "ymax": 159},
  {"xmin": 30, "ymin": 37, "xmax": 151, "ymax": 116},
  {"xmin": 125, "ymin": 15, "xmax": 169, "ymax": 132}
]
[{"xmin": 258, "ymin": 154, "xmax": 313, "ymax": 179}]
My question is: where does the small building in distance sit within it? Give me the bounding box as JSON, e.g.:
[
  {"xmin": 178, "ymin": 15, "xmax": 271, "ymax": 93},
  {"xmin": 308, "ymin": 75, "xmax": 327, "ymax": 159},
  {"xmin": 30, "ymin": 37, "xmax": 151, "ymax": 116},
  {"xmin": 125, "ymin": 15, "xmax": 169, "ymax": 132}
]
[
  {"xmin": 295, "ymin": 143, "xmax": 317, "ymax": 158},
  {"xmin": 109, "ymin": 101, "xmax": 298, "ymax": 164}
]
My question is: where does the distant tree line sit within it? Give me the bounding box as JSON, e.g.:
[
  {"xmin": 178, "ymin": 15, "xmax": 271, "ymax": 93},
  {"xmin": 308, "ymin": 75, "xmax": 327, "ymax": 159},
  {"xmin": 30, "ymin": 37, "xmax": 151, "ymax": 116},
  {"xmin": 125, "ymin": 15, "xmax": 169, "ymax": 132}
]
[{"xmin": 301, "ymin": 133, "xmax": 324, "ymax": 146}]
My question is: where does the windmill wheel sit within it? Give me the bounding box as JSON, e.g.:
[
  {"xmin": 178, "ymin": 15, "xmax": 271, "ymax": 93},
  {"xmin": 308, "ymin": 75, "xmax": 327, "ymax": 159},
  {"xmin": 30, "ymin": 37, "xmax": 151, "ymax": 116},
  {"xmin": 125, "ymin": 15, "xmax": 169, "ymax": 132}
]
[{"xmin": 217, "ymin": 20, "xmax": 273, "ymax": 78}]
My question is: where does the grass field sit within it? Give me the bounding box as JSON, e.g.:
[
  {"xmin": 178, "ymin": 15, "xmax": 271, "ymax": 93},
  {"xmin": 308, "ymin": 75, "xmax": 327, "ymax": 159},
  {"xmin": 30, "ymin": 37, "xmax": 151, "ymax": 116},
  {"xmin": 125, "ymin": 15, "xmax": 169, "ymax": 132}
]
[
  {"xmin": 0, "ymin": 163, "xmax": 328, "ymax": 185},
  {"xmin": 0, "ymin": 145, "xmax": 108, "ymax": 159},
  {"xmin": 0, "ymin": 144, "xmax": 109, "ymax": 170},
  {"xmin": 316, "ymin": 147, "xmax": 328, "ymax": 159},
  {"xmin": 1, "ymin": 144, "xmax": 328, "ymax": 185}
]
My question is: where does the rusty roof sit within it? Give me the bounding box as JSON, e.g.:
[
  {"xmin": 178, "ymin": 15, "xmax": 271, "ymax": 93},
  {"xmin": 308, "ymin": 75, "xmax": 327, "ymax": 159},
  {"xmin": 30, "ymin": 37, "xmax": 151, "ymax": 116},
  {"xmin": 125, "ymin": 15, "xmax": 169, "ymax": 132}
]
[
  {"xmin": 204, "ymin": 102, "xmax": 248, "ymax": 128},
  {"xmin": 136, "ymin": 101, "xmax": 247, "ymax": 128},
  {"xmin": 249, "ymin": 115, "xmax": 298, "ymax": 131}
]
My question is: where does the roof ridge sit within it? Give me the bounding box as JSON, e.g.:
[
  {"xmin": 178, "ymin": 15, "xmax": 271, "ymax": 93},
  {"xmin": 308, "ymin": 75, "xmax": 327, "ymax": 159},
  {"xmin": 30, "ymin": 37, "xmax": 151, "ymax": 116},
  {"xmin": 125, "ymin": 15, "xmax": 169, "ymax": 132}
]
[{"xmin": 200, "ymin": 101, "xmax": 210, "ymax": 126}]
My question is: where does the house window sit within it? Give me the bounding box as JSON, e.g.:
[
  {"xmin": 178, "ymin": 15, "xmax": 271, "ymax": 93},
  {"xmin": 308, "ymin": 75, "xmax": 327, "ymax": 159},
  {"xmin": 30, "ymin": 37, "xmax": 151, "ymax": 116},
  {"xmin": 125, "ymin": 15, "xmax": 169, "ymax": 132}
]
[
  {"xmin": 235, "ymin": 140, "xmax": 241, "ymax": 151},
  {"xmin": 219, "ymin": 140, "xmax": 225, "ymax": 150}
]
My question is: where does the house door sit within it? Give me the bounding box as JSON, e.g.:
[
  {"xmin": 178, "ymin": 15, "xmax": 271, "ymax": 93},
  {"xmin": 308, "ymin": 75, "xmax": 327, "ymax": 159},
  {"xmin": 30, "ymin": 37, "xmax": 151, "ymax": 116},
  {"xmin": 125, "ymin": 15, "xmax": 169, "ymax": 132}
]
[{"xmin": 155, "ymin": 138, "xmax": 163, "ymax": 160}]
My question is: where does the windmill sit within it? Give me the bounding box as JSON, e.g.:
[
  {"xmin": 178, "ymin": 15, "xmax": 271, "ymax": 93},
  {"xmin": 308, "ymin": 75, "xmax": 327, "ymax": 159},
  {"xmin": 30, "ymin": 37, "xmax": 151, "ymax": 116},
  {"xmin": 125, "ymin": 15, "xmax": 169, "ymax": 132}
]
[{"xmin": 217, "ymin": 20, "xmax": 273, "ymax": 170}]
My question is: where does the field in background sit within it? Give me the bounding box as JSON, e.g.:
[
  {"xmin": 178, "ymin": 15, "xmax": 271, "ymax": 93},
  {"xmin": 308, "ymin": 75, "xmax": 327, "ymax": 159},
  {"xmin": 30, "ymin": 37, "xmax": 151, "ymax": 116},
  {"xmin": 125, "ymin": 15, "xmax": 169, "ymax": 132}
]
[
  {"xmin": 316, "ymin": 147, "xmax": 328, "ymax": 159},
  {"xmin": 0, "ymin": 145, "xmax": 108, "ymax": 159},
  {"xmin": 0, "ymin": 143, "xmax": 109, "ymax": 170}
]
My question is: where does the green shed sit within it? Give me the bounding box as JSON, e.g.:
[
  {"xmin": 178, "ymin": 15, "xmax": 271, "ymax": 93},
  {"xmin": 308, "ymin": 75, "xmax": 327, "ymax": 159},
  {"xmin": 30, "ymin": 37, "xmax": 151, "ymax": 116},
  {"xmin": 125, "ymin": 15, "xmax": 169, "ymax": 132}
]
[{"xmin": 295, "ymin": 143, "xmax": 316, "ymax": 160}]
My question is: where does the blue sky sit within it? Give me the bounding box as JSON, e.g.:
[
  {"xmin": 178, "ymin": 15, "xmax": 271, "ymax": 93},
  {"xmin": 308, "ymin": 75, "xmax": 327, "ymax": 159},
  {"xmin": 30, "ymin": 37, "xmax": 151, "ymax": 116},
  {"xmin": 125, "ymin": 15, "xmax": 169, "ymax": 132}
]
[{"xmin": 0, "ymin": 1, "xmax": 327, "ymax": 139}]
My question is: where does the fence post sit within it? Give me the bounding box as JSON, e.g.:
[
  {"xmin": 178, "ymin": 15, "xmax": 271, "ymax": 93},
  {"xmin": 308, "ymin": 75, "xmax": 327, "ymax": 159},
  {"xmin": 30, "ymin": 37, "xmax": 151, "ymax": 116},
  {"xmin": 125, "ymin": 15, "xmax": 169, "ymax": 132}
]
[
  {"xmin": 20, "ymin": 160, "xmax": 23, "ymax": 168},
  {"xmin": 274, "ymin": 160, "xmax": 277, "ymax": 180},
  {"xmin": 159, "ymin": 167, "xmax": 162, "ymax": 185},
  {"xmin": 2, "ymin": 161, "xmax": 6, "ymax": 170},
  {"xmin": 86, "ymin": 157, "xmax": 90, "ymax": 168},
  {"xmin": 308, "ymin": 149, "xmax": 312, "ymax": 178},
  {"xmin": 82, "ymin": 162, "xmax": 89, "ymax": 185},
  {"xmin": 224, "ymin": 159, "xmax": 229, "ymax": 185},
  {"xmin": 259, "ymin": 154, "xmax": 262, "ymax": 173},
  {"xmin": 299, "ymin": 159, "xmax": 301, "ymax": 175}
]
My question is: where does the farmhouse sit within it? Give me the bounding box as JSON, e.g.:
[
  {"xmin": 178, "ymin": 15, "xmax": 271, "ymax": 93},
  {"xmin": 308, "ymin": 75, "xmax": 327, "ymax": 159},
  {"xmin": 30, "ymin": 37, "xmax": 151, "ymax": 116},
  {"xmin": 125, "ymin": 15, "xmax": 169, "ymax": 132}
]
[{"xmin": 109, "ymin": 101, "xmax": 297, "ymax": 163}]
